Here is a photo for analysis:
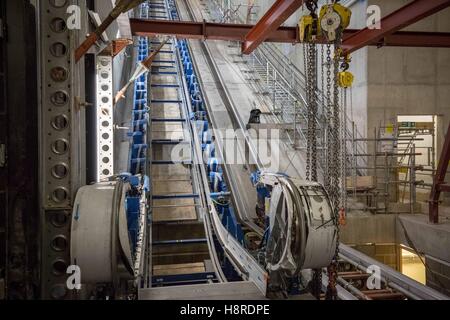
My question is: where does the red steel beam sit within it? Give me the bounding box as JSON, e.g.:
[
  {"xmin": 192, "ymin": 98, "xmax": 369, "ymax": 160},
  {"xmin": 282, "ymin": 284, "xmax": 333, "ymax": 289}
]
[
  {"xmin": 375, "ymin": 31, "xmax": 450, "ymax": 48},
  {"xmin": 343, "ymin": 0, "xmax": 450, "ymax": 55},
  {"xmin": 101, "ymin": 38, "xmax": 133, "ymax": 58},
  {"xmin": 429, "ymin": 123, "xmax": 450, "ymax": 224},
  {"xmin": 130, "ymin": 18, "xmax": 450, "ymax": 49},
  {"xmin": 130, "ymin": 18, "xmax": 298, "ymax": 43},
  {"xmin": 241, "ymin": 0, "xmax": 304, "ymax": 54}
]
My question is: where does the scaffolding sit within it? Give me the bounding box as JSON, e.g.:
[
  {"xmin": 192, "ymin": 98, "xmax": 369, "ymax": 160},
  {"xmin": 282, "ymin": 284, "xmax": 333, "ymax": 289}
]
[{"xmin": 346, "ymin": 122, "xmax": 438, "ymax": 214}]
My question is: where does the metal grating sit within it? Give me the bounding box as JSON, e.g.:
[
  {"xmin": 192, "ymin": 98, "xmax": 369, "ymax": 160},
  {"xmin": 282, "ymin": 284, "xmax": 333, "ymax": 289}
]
[{"xmin": 96, "ymin": 55, "xmax": 114, "ymax": 181}]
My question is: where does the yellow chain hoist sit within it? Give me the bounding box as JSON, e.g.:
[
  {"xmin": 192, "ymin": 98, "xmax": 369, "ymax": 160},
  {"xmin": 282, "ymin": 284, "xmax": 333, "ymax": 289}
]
[
  {"xmin": 319, "ymin": 3, "xmax": 351, "ymax": 42},
  {"xmin": 320, "ymin": 2, "xmax": 354, "ymax": 88},
  {"xmin": 299, "ymin": 14, "xmax": 317, "ymax": 42},
  {"xmin": 300, "ymin": 2, "xmax": 352, "ymax": 42},
  {"xmin": 299, "ymin": 2, "xmax": 355, "ymax": 87},
  {"xmin": 336, "ymin": 50, "xmax": 354, "ymax": 88},
  {"xmin": 299, "ymin": 0, "xmax": 319, "ymax": 42},
  {"xmin": 338, "ymin": 69, "xmax": 354, "ymax": 88}
]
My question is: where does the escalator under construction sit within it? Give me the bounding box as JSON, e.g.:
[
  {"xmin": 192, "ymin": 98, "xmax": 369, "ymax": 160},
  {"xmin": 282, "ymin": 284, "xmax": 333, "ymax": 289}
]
[{"xmin": 69, "ymin": 0, "xmax": 449, "ymax": 301}]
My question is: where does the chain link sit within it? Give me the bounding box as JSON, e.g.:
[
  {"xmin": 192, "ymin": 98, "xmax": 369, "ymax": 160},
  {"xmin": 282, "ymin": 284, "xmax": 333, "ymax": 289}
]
[
  {"xmin": 325, "ymin": 25, "xmax": 346, "ymax": 297},
  {"xmin": 303, "ymin": 0, "xmax": 322, "ymax": 298},
  {"xmin": 307, "ymin": 41, "xmax": 321, "ymax": 298},
  {"xmin": 308, "ymin": 42, "xmax": 318, "ymax": 182},
  {"xmin": 304, "ymin": 44, "xmax": 311, "ymax": 181},
  {"xmin": 325, "ymin": 44, "xmax": 332, "ymax": 190}
]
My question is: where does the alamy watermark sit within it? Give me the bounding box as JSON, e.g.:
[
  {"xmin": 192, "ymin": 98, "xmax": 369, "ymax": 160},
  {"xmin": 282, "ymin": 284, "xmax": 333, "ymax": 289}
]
[
  {"xmin": 366, "ymin": 264, "xmax": 382, "ymax": 290},
  {"xmin": 63, "ymin": 5, "xmax": 383, "ymax": 31},
  {"xmin": 66, "ymin": 265, "xmax": 81, "ymax": 290},
  {"xmin": 170, "ymin": 128, "xmax": 282, "ymax": 170}
]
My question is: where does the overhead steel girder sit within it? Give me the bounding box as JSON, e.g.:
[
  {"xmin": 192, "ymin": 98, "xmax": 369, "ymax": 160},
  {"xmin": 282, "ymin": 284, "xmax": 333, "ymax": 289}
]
[
  {"xmin": 130, "ymin": 18, "xmax": 298, "ymax": 43},
  {"xmin": 241, "ymin": 0, "xmax": 304, "ymax": 54},
  {"xmin": 377, "ymin": 31, "xmax": 450, "ymax": 48},
  {"xmin": 129, "ymin": 19, "xmax": 450, "ymax": 49},
  {"xmin": 342, "ymin": 0, "xmax": 450, "ymax": 55}
]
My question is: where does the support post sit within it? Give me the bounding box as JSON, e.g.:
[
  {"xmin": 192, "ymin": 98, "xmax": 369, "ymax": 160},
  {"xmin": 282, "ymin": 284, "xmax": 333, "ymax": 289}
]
[{"xmin": 429, "ymin": 123, "xmax": 450, "ymax": 224}]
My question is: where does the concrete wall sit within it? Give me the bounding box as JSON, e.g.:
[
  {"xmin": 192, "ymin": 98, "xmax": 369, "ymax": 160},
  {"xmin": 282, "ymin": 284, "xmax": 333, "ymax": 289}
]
[
  {"xmin": 367, "ymin": 0, "xmax": 450, "ymax": 156},
  {"xmin": 353, "ymin": 243, "xmax": 399, "ymax": 270},
  {"xmin": 340, "ymin": 213, "xmax": 397, "ymax": 244}
]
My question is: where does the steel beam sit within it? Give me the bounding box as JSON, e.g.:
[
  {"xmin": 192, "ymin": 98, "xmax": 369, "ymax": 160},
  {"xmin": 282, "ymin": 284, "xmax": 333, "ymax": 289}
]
[
  {"xmin": 241, "ymin": 0, "xmax": 304, "ymax": 54},
  {"xmin": 130, "ymin": 18, "xmax": 298, "ymax": 43},
  {"xmin": 343, "ymin": 0, "xmax": 450, "ymax": 55},
  {"xmin": 374, "ymin": 31, "xmax": 450, "ymax": 48},
  {"xmin": 429, "ymin": 123, "xmax": 450, "ymax": 224},
  {"xmin": 130, "ymin": 19, "xmax": 450, "ymax": 49}
]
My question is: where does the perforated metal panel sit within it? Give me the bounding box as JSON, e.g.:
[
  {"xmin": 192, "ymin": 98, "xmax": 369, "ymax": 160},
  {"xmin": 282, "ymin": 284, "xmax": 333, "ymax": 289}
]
[
  {"xmin": 39, "ymin": 0, "xmax": 86, "ymax": 299},
  {"xmin": 96, "ymin": 55, "xmax": 114, "ymax": 181}
]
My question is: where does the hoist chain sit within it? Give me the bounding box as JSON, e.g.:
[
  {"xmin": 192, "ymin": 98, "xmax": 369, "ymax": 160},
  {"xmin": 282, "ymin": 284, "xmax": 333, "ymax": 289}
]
[
  {"xmin": 341, "ymin": 88, "xmax": 348, "ymax": 211},
  {"xmin": 304, "ymin": 0, "xmax": 319, "ymax": 183},
  {"xmin": 326, "ymin": 37, "xmax": 344, "ymax": 301},
  {"xmin": 304, "ymin": 44, "xmax": 311, "ymax": 182},
  {"xmin": 303, "ymin": 0, "xmax": 322, "ymax": 298},
  {"xmin": 308, "ymin": 42, "xmax": 318, "ymax": 182},
  {"xmin": 303, "ymin": 0, "xmax": 350, "ymax": 300},
  {"xmin": 321, "ymin": 45, "xmax": 325, "ymax": 114},
  {"xmin": 325, "ymin": 44, "xmax": 332, "ymax": 190},
  {"xmin": 324, "ymin": 46, "xmax": 340, "ymax": 301}
]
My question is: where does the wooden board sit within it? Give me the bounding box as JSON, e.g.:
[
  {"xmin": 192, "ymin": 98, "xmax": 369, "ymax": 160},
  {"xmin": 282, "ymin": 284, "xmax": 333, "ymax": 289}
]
[
  {"xmin": 139, "ymin": 282, "xmax": 266, "ymax": 300},
  {"xmin": 153, "ymin": 180, "xmax": 193, "ymax": 194},
  {"xmin": 151, "ymin": 104, "xmax": 181, "ymax": 118},
  {"xmin": 152, "ymin": 123, "xmax": 183, "ymax": 131},
  {"xmin": 153, "ymin": 205, "xmax": 197, "ymax": 222},
  {"xmin": 151, "ymin": 87, "xmax": 179, "ymax": 100},
  {"xmin": 152, "ymin": 130, "xmax": 184, "ymax": 141},
  {"xmin": 153, "ymin": 262, "xmax": 205, "ymax": 276},
  {"xmin": 152, "ymin": 164, "xmax": 190, "ymax": 177},
  {"xmin": 152, "ymin": 144, "xmax": 191, "ymax": 163},
  {"xmin": 153, "ymin": 198, "xmax": 195, "ymax": 206},
  {"xmin": 346, "ymin": 176, "xmax": 377, "ymax": 190}
]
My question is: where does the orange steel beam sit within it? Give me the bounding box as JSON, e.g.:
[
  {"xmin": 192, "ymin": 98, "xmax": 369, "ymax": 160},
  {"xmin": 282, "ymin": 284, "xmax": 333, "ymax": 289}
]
[
  {"xmin": 342, "ymin": 0, "xmax": 450, "ymax": 55},
  {"xmin": 130, "ymin": 19, "xmax": 450, "ymax": 49},
  {"xmin": 130, "ymin": 18, "xmax": 298, "ymax": 43},
  {"xmin": 241, "ymin": 0, "xmax": 304, "ymax": 54}
]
